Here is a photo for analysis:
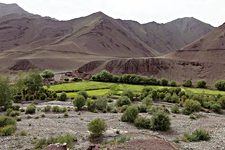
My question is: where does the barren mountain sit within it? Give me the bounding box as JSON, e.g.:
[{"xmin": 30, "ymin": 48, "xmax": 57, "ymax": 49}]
[
  {"xmin": 167, "ymin": 23, "xmax": 225, "ymax": 63},
  {"xmin": 77, "ymin": 23, "xmax": 225, "ymax": 84},
  {"xmin": 0, "ymin": 3, "xmax": 214, "ymax": 72},
  {"xmin": 0, "ymin": 3, "xmax": 31, "ymax": 18},
  {"xmin": 119, "ymin": 17, "xmax": 213, "ymax": 53}
]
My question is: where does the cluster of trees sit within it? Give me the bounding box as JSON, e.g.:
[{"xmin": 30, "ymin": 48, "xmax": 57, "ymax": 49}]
[
  {"xmin": 91, "ymin": 70, "xmax": 210, "ymax": 89},
  {"xmin": 91, "ymin": 70, "xmax": 175, "ymax": 86},
  {"xmin": 140, "ymin": 87, "xmax": 225, "ymax": 114},
  {"xmin": 0, "ymin": 70, "xmax": 56, "ymax": 110}
]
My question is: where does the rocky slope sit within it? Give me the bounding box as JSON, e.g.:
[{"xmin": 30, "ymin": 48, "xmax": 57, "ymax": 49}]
[{"xmin": 0, "ymin": 3, "xmax": 214, "ymax": 72}]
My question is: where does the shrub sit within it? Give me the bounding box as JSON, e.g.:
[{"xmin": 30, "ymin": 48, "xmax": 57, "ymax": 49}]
[
  {"xmin": 183, "ymin": 80, "xmax": 192, "ymax": 87},
  {"xmin": 0, "ymin": 125, "xmax": 16, "ymax": 136},
  {"xmin": 12, "ymin": 105, "xmax": 20, "ymax": 111},
  {"xmin": 88, "ymin": 118, "xmax": 107, "ymax": 138},
  {"xmin": 122, "ymin": 90, "xmax": 134, "ymax": 100},
  {"xmin": 170, "ymin": 81, "xmax": 177, "ymax": 87},
  {"xmin": 215, "ymin": 80, "xmax": 225, "ymax": 91},
  {"xmin": 34, "ymin": 134, "xmax": 77, "ymax": 149},
  {"xmin": 77, "ymin": 91, "xmax": 88, "ymax": 99},
  {"xmin": 134, "ymin": 116, "xmax": 151, "ymax": 129},
  {"xmin": 43, "ymin": 106, "xmax": 51, "ymax": 112},
  {"xmin": 161, "ymin": 79, "xmax": 168, "ymax": 86},
  {"xmin": 210, "ymin": 103, "xmax": 221, "ymax": 113},
  {"xmin": 92, "ymin": 70, "xmax": 113, "ymax": 82},
  {"xmin": 39, "ymin": 93, "xmax": 47, "ymax": 100},
  {"xmin": 0, "ymin": 116, "xmax": 16, "ymax": 127},
  {"xmin": 116, "ymin": 96, "xmax": 131, "ymax": 107},
  {"xmin": 64, "ymin": 112, "xmax": 69, "ymax": 118},
  {"xmin": 73, "ymin": 95, "xmax": 86, "ymax": 110},
  {"xmin": 183, "ymin": 128, "xmax": 210, "ymax": 142},
  {"xmin": 41, "ymin": 70, "xmax": 54, "ymax": 79},
  {"xmin": 121, "ymin": 105, "xmax": 139, "ymax": 123},
  {"xmin": 6, "ymin": 109, "xmax": 20, "ymax": 117},
  {"xmin": 170, "ymin": 93, "xmax": 180, "ymax": 103},
  {"xmin": 142, "ymin": 96, "xmax": 153, "ymax": 106},
  {"xmin": 150, "ymin": 111, "xmax": 170, "ymax": 131},
  {"xmin": 86, "ymin": 99, "xmax": 96, "ymax": 112},
  {"xmin": 196, "ymin": 80, "xmax": 207, "ymax": 88},
  {"xmin": 25, "ymin": 104, "xmax": 36, "ymax": 114},
  {"xmin": 95, "ymin": 97, "xmax": 108, "ymax": 112},
  {"xmin": 0, "ymin": 116, "xmax": 16, "ymax": 136},
  {"xmin": 183, "ymin": 99, "xmax": 201, "ymax": 115},
  {"xmin": 171, "ymin": 105, "xmax": 180, "ymax": 114},
  {"xmin": 52, "ymin": 106, "xmax": 67, "ymax": 113},
  {"xmin": 138, "ymin": 104, "xmax": 148, "ymax": 113},
  {"xmin": 58, "ymin": 92, "xmax": 67, "ymax": 101},
  {"xmin": 218, "ymin": 96, "xmax": 225, "ymax": 109}
]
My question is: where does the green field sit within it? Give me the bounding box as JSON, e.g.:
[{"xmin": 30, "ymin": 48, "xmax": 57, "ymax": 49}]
[{"xmin": 48, "ymin": 81, "xmax": 225, "ymax": 97}]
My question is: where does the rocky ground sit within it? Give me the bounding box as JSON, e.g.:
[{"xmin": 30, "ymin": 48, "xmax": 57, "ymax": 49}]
[{"xmin": 1, "ymin": 101, "xmax": 225, "ymax": 150}]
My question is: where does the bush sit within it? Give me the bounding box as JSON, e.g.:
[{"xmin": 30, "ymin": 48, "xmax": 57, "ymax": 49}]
[
  {"xmin": 95, "ymin": 97, "xmax": 108, "ymax": 112},
  {"xmin": 171, "ymin": 105, "xmax": 180, "ymax": 114},
  {"xmin": 34, "ymin": 134, "xmax": 77, "ymax": 149},
  {"xmin": 161, "ymin": 79, "xmax": 168, "ymax": 86},
  {"xmin": 88, "ymin": 118, "xmax": 107, "ymax": 138},
  {"xmin": 58, "ymin": 92, "xmax": 67, "ymax": 101},
  {"xmin": 121, "ymin": 105, "xmax": 139, "ymax": 123},
  {"xmin": 183, "ymin": 128, "xmax": 210, "ymax": 142},
  {"xmin": 170, "ymin": 93, "xmax": 180, "ymax": 103},
  {"xmin": 73, "ymin": 95, "xmax": 86, "ymax": 110},
  {"xmin": 134, "ymin": 116, "xmax": 151, "ymax": 129},
  {"xmin": 77, "ymin": 91, "xmax": 88, "ymax": 99},
  {"xmin": 170, "ymin": 81, "xmax": 177, "ymax": 87},
  {"xmin": 142, "ymin": 96, "xmax": 153, "ymax": 106},
  {"xmin": 196, "ymin": 80, "xmax": 207, "ymax": 88},
  {"xmin": 183, "ymin": 99, "xmax": 201, "ymax": 115},
  {"xmin": 6, "ymin": 109, "xmax": 20, "ymax": 117},
  {"xmin": 86, "ymin": 99, "xmax": 96, "ymax": 112},
  {"xmin": 150, "ymin": 111, "xmax": 170, "ymax": 131},
  {"xmin": 215, "ymin": 80, "xmax": 225, "ymax": 91},
  {"xmin": 0, "ymin": 116, "xmax": 16, "ymax": 136},
  {"xmin": 52, "ymin": 106, "xmax": 67, "ymax": 113},
  {"xmin": 41, "ymin": 70, "xmax": 54, "ymax": 79},
  {"xmin": 43, "ymin": 106, "xmax": 51, "ymax": 112},
  {"xmin": 25, "ymin": 104, "xmax": 36, "ymax": 114},
  {"xmin": 116, "ymin": 96, "xmax": 131, "ymax": 107},
  {"xmin": 183, "ymin": 80, "xmax": 192, "ymax": 87},
  {"xmin": 218, "ymin": 96, "xmax": 225, "ymax": 109},
  {"xmin": 0, "ymin": 125, "xmax": 16, "ymax": 136},
  {"xmin": 92, "ymin": 70, "xmax": 113, "ymax": 82},
  {"xmin": 210, "ymin": 103, "xmax": 221, "ymax": 113},
  {"xmin": 122, "ymin": 90, "xmax": 134, "ymax": 100},
  {"xmin": 138, "ymin": 104, "xmax": 148, "ymax": 113}
]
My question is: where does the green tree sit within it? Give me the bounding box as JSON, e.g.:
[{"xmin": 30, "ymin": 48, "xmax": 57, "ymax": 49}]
[
  {"xmin": 73, "ymin": 95, "xmax": 86, "ymax": 110},
  {"xmin": 24, "ymin": 72, "xmax": 43, "ymax": 94},
  {"xmin": 41, "ymin": 70, "xmax": 54, "ymax": 79},
  {"xmin": 197, "ymin": 80, "xmax": 207, "ymax": 88},
  {"xmin": 0, "ymin": 76, "xmax": 12, "ymax": 109}
]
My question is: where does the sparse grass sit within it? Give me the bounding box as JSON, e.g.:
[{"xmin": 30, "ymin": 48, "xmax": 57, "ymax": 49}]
[
  {"xmin": 34, "ymin": 134, "xmax": 77, "ymax": 149},
  {"xmin": 182, "ymin": 128, "xmax": 210, "ymax": 142}
]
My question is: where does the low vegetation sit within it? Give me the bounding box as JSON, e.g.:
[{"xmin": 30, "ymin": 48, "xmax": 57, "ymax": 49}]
[
  {"xmin": 183, "ymin": 128, "xmax": 210, "ymax": 142},
  {"xmin": 0, "ymin": 115, "xmax": 17, "ymax": 136},
  {"xmin": 34, "ymin": 134, "xmax": 77, "ymax": 149},
  {"xmin": 88, "ymin": 118, "xmax": 107, "ymax": 138}
]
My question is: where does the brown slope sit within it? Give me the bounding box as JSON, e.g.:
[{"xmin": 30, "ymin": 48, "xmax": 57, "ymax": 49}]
[
  {"xmin": 47, "ymin": 12, "xmax": 159, "ymax": 57},
  {"xmin": 119, "ymin": 17, "xmax": 213, "ymax": 54},
  {"xmin": 167, "ymin": 23, "xmax": 225, "ymax": 63}
]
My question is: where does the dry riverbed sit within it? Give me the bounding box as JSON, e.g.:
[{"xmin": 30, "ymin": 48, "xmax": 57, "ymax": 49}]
[{"xmin": 1, "ymin": 101, "xmax": 225, "ymax": 150}]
